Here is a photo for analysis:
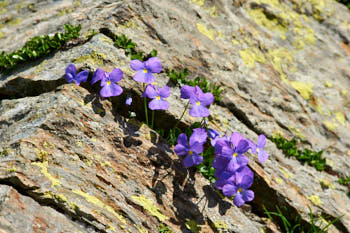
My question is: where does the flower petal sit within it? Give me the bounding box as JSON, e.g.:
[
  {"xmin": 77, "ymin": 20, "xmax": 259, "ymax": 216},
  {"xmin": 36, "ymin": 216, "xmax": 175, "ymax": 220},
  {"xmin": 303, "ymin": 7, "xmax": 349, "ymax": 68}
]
[
  {"xmin": 65, "ymin": 73, "xmax": 74, "ymax": 83},
  {"xmin": 143, "ymin": 84, "xmax": 158, "ymax": 98},
  {"xmin": 258, "ymin": 149, "xmax": 269, "ymax": 163},
  {"xmin": 100, "ymin": 83, "xmax": 123, "ymax": 97},
  {"xmin": 149, "ymin": 99, "xmax": 169, "ymax": 110},
  {"xmin": 159, "ymin": 85, "xmax": 171, "ymax": 98},
  {"xmin": 145, "ymin": 57, "xmax": 162, "ymax": 73},
  {"xmin": 183, "ymin": 155, "xmax": 194, "ymax": 167},
  {"xmin": 234, "ymin": 193, "xmax": 245, "ymax": 207},
  {"xmin": 177, "ymin": 133, "xmax": 188, "ymax": 147},
  {"xmin": 257, "ymin": 134, "xmax": 266, "ymax": 148},
  {"xmin": 174, "ymin": 144, "xmax": 188, "ymax": 156},
  {"xmin": 180, "ymin": 85, "xmax": 195, "ymax": 99},
  {"xmin": 109, "ymin": 68, "xmax": 123, "ymax": 83},
  {"xmin": 65, "ymin": 64, "xmax": 76, "ymax": 77},
  {"xmin": 222, "ymin": 184, "xmax": 237, "ymax": 197},
  {"xmin": 199, "ymin": 92, "xmax": 214, "ymax": 106},
  {"xmin": 236, "ymin": 139, "xmax": 250, "ymax": 154},
  {"xmin": 130, "ymin": 59, "xmax": 145, "ymax": 71},
  {"xmin": 236, "ymin": 155, "xmax": 249, "ymax": 168},
  {"xmin": 192, "ymin": 154, "xmax": 203, "ymax": 166},
  {"xmin": 208, "ymin": 129, "xmax": 219, "ymax": 140},
  {"xmin": 91, "ymin": 68, "xmax": 105, "ymax": 85},
  {"xmin": 230, "ymin": 132, "xmax": 244, "ymax": 148},
  {"xmin": 189, "ymin": 142, "xmax": 203, "ymax": 154},
  {"xmin": 239, "ymin": 175, "xmax": 253, "ymax": 189},
  {"xmin": 242, "ymin": 190, "xmax": 254, "ymax": 202},
  {"xmin": 189, "ymin": 105, "xmax": 210, "ymax": 117},
  {"xmin": 74, "ymin": 70, "xmax": 89, "ymax": 85},
  {"xmin": 189, "ymin": 128, "xmax": 207, "ymax": 146}
]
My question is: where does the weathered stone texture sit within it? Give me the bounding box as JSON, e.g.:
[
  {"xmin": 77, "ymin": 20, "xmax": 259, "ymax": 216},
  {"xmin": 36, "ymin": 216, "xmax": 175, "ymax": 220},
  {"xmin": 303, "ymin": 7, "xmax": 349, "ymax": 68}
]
[{"xmin": 0, "ymin": 0, "xmax": 350, "ymax": 232}]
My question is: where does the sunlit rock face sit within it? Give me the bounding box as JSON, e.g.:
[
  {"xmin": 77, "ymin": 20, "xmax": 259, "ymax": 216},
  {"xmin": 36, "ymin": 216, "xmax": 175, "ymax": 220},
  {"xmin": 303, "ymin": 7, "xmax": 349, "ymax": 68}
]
[{"xmin": 0, "ymin": 0, "xmax": 350, "ymax": 232}]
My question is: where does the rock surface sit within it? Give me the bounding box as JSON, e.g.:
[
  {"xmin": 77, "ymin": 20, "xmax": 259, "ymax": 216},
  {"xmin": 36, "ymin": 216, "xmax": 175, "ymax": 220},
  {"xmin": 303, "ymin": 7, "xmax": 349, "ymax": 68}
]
[{"xmin": 0, "ymin": 0, "xmax": 350, "ymax": 232}]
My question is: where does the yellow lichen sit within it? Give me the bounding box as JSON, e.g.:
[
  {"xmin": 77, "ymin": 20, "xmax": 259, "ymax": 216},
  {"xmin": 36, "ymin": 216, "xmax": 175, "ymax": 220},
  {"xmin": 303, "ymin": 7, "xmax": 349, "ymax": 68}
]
[
  {"xmin": 7, "ymin": 17, "xmax": 22, "ymax": 26},
  {"xmin": 279, "ymin": 167, "xmax": 292, "ymax": 179},
  {"xmin": 213, "ymin": 221, "xmax": 229, "ymax": 230},
  {"xmin": 326, "ymin": 158, "xmax": 334, "ymax": 167},
  {"xmin": 323, "ymin": 120, "xmax": 338, "ymax": 131},
  {"xmin": 275, "ymin": 177, "xmax": 284, "ymax": 185},
  {"xmin": 341, "ymin": 89, "xmax": 348, "ymax": 97},
  {"xmin": 32, "ymin": 161, "xmax": 61, "ymax": 188},
  {"xmin": 135, "ymin": 225, "xmax": 149, "ymax": 233},
  {"xmin": 266, "ymin": 48, "xmax": 294, "ymax": 81},
  {"xmin": 57, "ymin": 8, "xmax": 72, "ymax": 16},
  {"xmin": 7, "ymin": 167, "xmax": 16, "ymax": 173},
  {"xmin": 290, "ymin": 81, "xmax": 313, "ymax": 100},
  {"xmin": 74, "ymin": 51, "xmax": 107, "ymax": 66},
  {"xmin": 308, "ymin": 195, "xmax": 323, "ymax": 206},
  {"xmin": 16, "ymin": 0, "xmax": 26, "ymax": 10},
  {"xmin": 35, "ymin": 148, "xmax": 49, "ymax": 161},
  {"xmin": 247, "ymin": 8, "xmax": 287, "ymax": 39},
  {"xmin": 197, "ymin": 23, "xmax": 216, "ymax": 41},
  {"xmin": 319, "ymin": 178, "xmax": 335, "ymax": 189},
  {"xmin": 0, "ymin": 0, "xmax": 8, "ymax": 14},
  {"xmin": 324, "ymin": 81, "xmax": 333, "ymax": 88},
  {"xmin": 239, "ymin": 48, "xmax": 266, "ymax": 68},
  {"xmin": 131, "ymin": 195, "xmax": 168, "ymax": 221},
  {"xmin": 73, "ymin": 189, "xmax": 126, "ymax": 224},
  {"xmin": 190, "ymin": 0, "xmax": 205, "ymax": 7},
  {"xmin": 288, "ymin": 125, "xmax": 305, "ymax": 139},
  {"xmin": 335, "ymin": 112, "xmax": 346, "ymax": 126}
]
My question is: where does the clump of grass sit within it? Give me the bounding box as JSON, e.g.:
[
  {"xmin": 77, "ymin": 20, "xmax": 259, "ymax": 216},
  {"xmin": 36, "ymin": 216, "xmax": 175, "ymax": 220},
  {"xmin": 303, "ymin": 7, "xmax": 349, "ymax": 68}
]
[
  {"xmin": 0, "ymin": 24, "xmax": 81, "ymax": 72},
  {"xmin": 167, "ymin": 68, "xmax": 223, "ymax": 101},
  {"xmin": 263, "ymin": 205, "xmax": 342, "ymax": 233},
  {"xmin": 113, "ymin": 34, "xmax": 157, "ymax": 61},
  {"xmin": 158, "ymin": 223, "xmax": 174, "ymax": 233},
  {"xmin": 271, "ymin": 135, "xmax": 326, "ymax": 171},
  {"xmin": 338, "ymin": 176, "xmax": 350, "ymax": 198}
]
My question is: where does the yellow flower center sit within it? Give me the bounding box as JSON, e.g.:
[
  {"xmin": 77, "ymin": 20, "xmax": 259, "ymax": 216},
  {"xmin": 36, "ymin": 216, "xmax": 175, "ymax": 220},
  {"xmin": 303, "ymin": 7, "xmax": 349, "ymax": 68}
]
[
  {"xmin": 107, "ymin": 80, "xmax": 111, "ymax": 85},
  {"xmin": 156, "ymin": 96, "xmax": 160, "ymax": 100},
  {"xmin": 196, "ymin": 101, "xmax": 200, "ymax": 106},
  {"xmin": 143, "ymin": 69, "xmax": 148, "ymax": 73},
  {"xmin": 256, "ymin": 148, "xmax": 260, "ymax": 153},
  {"xmin": 188, "ymin": 150, "xmax": 193, "ymax": 155},
  {"xmin": 233, "ymin": 152, "xmax": 238, "ymax": 157},
  {"xmin": 237, "ymin": 188, "xmax": 242, "ymax": 193}
]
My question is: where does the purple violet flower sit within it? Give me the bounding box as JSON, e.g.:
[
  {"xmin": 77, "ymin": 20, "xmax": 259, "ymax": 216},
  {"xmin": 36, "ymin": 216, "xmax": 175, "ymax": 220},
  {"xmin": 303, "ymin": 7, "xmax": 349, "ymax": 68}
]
[
  {"xmin": 208, "ymin": 129, "xmax": 219, "ymax": 140},
  {"xmin": 92, "ymin": 68, "xmax": 124, "ymax": 98},
  {"xmin": 250, "ymin": 135, "xmax": 269, "ymax": 163},
  {"xmin": 65, "ymin": 64, "xmax": 89, "ymax": 85},
  {"xmin": 212, "ymin": 132, "xmax": 250, "ymax": 177},
  {"xmin": 143, "ymin": 84, "xmax": 171, "ymax": 110},
  {"xmin": 130, "ymin": 57, "xmax": 162, "ymax": 83},
  {"xmin": 188, "ymin": 86, "xmax": 214, "ymax": 117},
  {"xmin": 214, "ymin": 166, "xmax": 254, "ymax": 207},
  {"xmin": 174, "ymin": 129, "xmax": 207, "ymax": 168}
]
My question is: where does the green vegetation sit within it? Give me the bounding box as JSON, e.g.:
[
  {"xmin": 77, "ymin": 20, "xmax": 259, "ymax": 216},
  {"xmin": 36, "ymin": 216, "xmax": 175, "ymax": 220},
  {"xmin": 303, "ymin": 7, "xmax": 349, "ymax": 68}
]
[
  {"xmin": 113, "ymin": 34, "xmax": 157, "ymax": 61},
  {"xmin": 337, "ymin": 0, "xmax": 350, "ymax": 9},
  {"xmin": 271, "ymin": 135, "xmax": 325, "ymax": 171},
  {"xmin": 338, "ymin": 176, "xmax": 350, "ymax": 198},
  {"xmin": 264, "ymin": 206, "xmax": 342, "ymax": 233},
  {"xmin": 158, "ymin": 223, "xmax": 174, "ymax": 233},
  {"xmin": 167, "ymin": 68, "xmax": 223, "ymax": 101},
  {"xmin": 0, "ymin": 24, "xmax": 81, "ymax": 72}
]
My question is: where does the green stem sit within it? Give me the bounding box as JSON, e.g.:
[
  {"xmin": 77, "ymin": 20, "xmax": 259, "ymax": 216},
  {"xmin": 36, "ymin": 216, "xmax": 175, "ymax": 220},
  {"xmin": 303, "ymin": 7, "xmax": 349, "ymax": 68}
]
[
  {"xmin": 151, "ymin": 110, "xmax": 155, "ymax": 129},
  {"xmin": 173, "ymin": 101, "xmax": 190, "ymax": 129},
  {"xmin": 143, "ymin": 83, "xmax": 149, "ymax": 126}
]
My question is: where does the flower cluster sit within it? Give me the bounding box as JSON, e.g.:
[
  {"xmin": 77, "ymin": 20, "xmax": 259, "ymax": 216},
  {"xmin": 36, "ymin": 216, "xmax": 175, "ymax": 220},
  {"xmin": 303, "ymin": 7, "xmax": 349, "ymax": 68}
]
[
  {"xmin": 175, "ymin": 129, "xmax": 269, "ymax": 207},
  {"xmin": 64, "ymin": 56, "xmax": 269, "ymax": 208}
]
